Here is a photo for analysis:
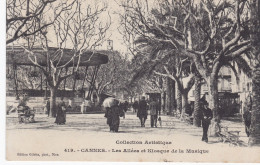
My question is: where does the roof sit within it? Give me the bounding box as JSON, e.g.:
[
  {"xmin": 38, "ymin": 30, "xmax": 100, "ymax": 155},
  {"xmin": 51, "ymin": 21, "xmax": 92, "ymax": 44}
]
[{"xmin": 6, "ymin": 46, "xmax": 109, "ymax": 66}]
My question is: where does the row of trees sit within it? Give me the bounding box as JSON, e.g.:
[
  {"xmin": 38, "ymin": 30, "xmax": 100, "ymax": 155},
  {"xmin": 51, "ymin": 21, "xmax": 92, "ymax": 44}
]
[
  {"xmin": 7, "ymin": 0, "xmax": 134, "ymax": 117},
  {"xmin": 118, "ymin": 0, "xmax": 260, "ymax": 146},
  {"xmin": 6, "ymin": 0, "xmax": 260, "ymax": 146},
  {"xmin": 7, "ymin": 0, "xmax": 111, "ymax": 117},
  {"xmin": 86, "ymin": 51, "xmax": 131, "ymax": 105}
]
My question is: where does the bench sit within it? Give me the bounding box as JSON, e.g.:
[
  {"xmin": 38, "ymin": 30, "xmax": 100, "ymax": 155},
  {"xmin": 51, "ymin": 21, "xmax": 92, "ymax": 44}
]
[
  {"xmin": 32, "ymin": 106, "xmax": 45, "ymax": 114},
  {"xmin": 217, "ymin": 125, "xmax": 241, "ymax": 146},
  {"xmin": 18, "ymin": 109, "xmax": 36, "ymax": 123}
]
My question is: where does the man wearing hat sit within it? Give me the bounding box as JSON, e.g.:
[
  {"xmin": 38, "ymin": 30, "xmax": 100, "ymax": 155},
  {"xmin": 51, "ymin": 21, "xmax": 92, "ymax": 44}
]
[
  {"xmin": 149, "ymin": 97, "xmax": 159, "ymax": 128},
  {"xmin": 201, "ymin": 101, "xmax": 213, "ymax": 143},
  {"xmin": 137, "ymin": 96, "xmax": 148, "ymax": 127}
]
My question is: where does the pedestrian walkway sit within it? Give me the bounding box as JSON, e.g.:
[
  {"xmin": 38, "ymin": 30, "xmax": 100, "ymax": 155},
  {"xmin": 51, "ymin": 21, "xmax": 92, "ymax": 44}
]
[
  {"xmin": 6, "ymin": 111, "xmax": 260, "ymax": 162},
  {"xmin": 6, "ymin": 111, "xmax": 251, "ymax": 147}
]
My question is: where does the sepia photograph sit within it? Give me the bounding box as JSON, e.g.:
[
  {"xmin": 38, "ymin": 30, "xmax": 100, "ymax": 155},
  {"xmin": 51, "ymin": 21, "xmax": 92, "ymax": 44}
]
[{"xmin": 4, "ymin": 0, "xmax": 260, "ymax": 163}]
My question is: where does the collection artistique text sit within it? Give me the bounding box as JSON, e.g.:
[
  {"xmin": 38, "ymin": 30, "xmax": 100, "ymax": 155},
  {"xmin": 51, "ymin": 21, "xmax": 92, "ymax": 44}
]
[{"xmin": 116, "ymin": 140, "xmax": 172, "ymax": 145}]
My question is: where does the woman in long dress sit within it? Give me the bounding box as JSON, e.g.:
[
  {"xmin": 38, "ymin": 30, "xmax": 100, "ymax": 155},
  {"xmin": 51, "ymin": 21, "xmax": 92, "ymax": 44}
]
[{"xmin": 55, "ymin": 99, "xmax": 66, "ymax": 125}]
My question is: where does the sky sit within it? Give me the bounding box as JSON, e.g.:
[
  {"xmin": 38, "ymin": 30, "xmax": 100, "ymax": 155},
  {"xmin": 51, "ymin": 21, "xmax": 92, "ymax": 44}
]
[
  {"xmin": 7, "ymin": 0, "xmax": 129, "ymax": 55},
  {"xmin": 103, "ymin": 0, "xmax": 127, "ymax": 53}
]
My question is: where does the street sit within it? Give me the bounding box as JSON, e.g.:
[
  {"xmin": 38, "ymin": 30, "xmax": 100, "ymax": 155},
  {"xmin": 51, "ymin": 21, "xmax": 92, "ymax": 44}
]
[{"xmin": 5, "ymin": 111, "xmax": 260, "ymax": 162}]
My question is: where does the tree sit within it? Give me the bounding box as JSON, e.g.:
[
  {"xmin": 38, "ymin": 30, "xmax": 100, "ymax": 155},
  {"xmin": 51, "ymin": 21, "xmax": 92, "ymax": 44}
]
[
  {"xmin": 86, "ymin": 51, "xmax": 129, "ymax": 105},
  {"xmin": 165, "ymin": 77, "xmax": 175, "ymax": 115},
  {"xmin": 6, "ymin": 65, "xmax": 42, "ymax": 90},
  {"xmin": 18, "ymin": 0, "xmax": 110, "ymax": 117},
  {"xmin": 120, "ymin": 0, "xmax": 251, "ymax": 134},
  {"xmin": 248, "ymin": 0, "xmax": 260, "ymax": 146},
  {"xmin": 154, "ymin": 54, "xmax": 195, "ymax": 118},
  {"xmin": 193, "ymin": 70, "xmax": 203, "ymax": 127},
  {"xmin": 145, "ymin": 74, "xmax": 168, "ymax": 112},
  {"xmin": 180, "ymin": 0, "xmax": 251, "ymax": 130},
  {"xmin": 119, "ymin": 2, "xmax": 194, "ymax": 116},
  {"xmin": 6, "ymin": 0, "xmax": 71, "ymax": 44}
]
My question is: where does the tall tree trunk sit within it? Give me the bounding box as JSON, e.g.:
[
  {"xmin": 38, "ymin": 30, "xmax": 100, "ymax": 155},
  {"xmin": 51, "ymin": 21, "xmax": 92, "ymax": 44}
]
[
  {"xmin": 193, "ymin": 75, "xmax": 202, "ymax": 127},
  {"xmin": 49, "ymin": 87, "xmax": 57, "ymax": 118},
  {"xmin": 181, "ymin": 91, "xmax": 188, "ymax": 118},
  {"xmin": 176, "ymin": 86, "xmax": 182, "ymax": 114},
  {"xmin": 13, "ymin": 64, "xmax": 19, "ymax": 100},
  {"xmin": 96, "ymin": 93, "xmax": 102, "ymax": 106},
  {"xmin": 249, "ymin": 62, "xmax": 260, "ymax": 146},
  {"xmin": 171, "ymin": 80, "xmax": 176, "ymax": 114},
  {"xmin": 207, "ymin": 76, "xmax": 220, "ymax": 136},
  {"xmin": 161, "ymin": 91, "xmax": 165, "ymax": 113},
  {"xmin": 166, "ymin": 78, "xmax": 173, "ymax": 115},
  {"xmin": 249, "ymin": 0, "xmax": 260, "ymax": 146}
]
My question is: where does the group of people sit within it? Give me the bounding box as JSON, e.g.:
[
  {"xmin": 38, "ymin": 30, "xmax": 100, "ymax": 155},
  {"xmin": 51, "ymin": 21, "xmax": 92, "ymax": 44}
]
[
  {"xmin": 135, "ymin": 96, "xmax": 213, "ymax": 143},
  {"xmin": 135, "ymin": 96, "xmax": 160, "ymax": 128},
  {"xmin": 104, "ymin": 96, "xmax": 161, "ymax": 132},
  {"xmin": 44, "ymin": 94, "xmax": 252, "ymax": 143},
  {"xmin": 103, "ymin": 95, "xmax": 213, "ymax": 143}
]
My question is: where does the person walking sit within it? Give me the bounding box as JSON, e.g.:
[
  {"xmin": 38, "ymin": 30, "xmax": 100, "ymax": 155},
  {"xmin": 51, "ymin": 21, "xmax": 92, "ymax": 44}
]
[
  {"xmin": 149, "ymin": 98, "xmax": 159, "ymax": 128},
  {"xmin": 201, "ymin": 101, "xmax": 213, "ymax": 143},
  {"xmin": 137, "ymin": 97, "xmax": 148, "ymax": 127},
  {"xmin": 104, "ymin": 99, "xmax": 124, "ymax": 132},
  {"xmin": 132, "ymin": 100, "xmax": 139, "ymax": 113},
  {"xmin": 120, "ymin": 100, "xmax": 129, "ymax": 119}
]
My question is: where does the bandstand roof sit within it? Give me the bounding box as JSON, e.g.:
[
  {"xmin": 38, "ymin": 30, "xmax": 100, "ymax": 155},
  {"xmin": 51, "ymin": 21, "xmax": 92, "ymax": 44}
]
[{"xmin": 6, "ymin": 46, "xmax": 109, "ymax": 66}]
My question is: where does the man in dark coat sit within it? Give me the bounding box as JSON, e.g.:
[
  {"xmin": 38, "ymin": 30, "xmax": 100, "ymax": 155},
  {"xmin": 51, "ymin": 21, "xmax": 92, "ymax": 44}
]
[
  {"xmin": 149, "ymin": 98, "xmax": 159, "ymax": 127},
  {"xmin": 201, "ymin": 101, "xmax": 213, "ymax": 143},
  {"xmin": 137, "ymin": 97, "xmax": 148, "ymax": 127},
  {"xmin": 105, "ymin": 104, "xmax": 124, "ymax": 132}
]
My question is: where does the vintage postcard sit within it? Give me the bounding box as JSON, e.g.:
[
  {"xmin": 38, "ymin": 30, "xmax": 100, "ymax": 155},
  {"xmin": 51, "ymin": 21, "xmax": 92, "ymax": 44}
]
[{"xmin": 5, "ymin": 0, "xmax": 260, "ymax": 163}]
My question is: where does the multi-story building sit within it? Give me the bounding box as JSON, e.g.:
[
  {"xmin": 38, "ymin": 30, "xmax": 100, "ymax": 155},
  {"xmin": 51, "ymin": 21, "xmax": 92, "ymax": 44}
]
[
  {"xmin": 187, "ymin": 65, "xmax": 251, "ymax": 116},
  {"xmin": 188, "ymin": 66, "xmax": 233, "ymax": 100},
  {"xmin": 187, "ymin": 56, "xmax": 252, "ymax": 116}
]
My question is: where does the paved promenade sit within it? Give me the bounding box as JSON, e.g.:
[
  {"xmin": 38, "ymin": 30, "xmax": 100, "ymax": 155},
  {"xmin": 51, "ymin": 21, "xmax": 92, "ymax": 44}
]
[{"xmin": 5, "ymin": 112, "xmax": 259, "ymax": 162}]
